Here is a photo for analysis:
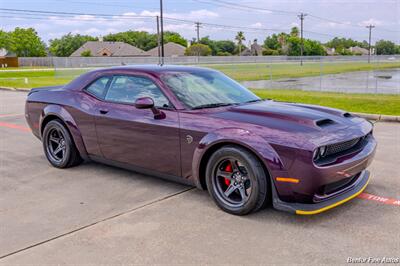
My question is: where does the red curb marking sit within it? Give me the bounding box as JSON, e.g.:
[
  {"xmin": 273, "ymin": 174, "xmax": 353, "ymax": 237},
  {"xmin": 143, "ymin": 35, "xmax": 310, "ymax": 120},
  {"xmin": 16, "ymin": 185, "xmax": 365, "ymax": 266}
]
[
  {"xmin": 0, "ymin": 121, "xmax": 31, "ymax": 132},
  {"xmin": 358, "ymin": 193, "xmax": 400, "ymax": 206},
  {"xmin": 0, "ymin": 113, "xmax": 24, "ymax": 118}
]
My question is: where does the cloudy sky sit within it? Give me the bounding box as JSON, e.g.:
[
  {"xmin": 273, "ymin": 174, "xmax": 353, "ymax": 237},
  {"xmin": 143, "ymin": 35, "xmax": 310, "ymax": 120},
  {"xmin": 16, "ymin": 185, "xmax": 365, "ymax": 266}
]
[{"xmin": 0, "ymin": 0, "xmax": 399, "ymax": 44}]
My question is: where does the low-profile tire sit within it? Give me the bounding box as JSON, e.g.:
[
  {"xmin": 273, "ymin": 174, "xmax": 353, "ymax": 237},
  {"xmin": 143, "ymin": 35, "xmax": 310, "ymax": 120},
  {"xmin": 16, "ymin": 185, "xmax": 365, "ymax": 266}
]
[
  {"xmin": 205, "ymin": 145, "xmax": 269, "ymax": 215},
  {"xmin": 42, "ymin": 119, "xmax": 82, "ymax": 168}
]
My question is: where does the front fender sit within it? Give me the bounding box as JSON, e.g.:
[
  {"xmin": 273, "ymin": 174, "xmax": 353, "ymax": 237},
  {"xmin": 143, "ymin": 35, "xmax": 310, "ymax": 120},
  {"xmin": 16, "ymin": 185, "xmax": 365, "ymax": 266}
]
[
  {"xmin": 40, "ymin": 104, "xmax": 89, "ymax": 160},
  {"xmin": 192, "ymin": 127, "xmax": 285, "ymax": 189}
]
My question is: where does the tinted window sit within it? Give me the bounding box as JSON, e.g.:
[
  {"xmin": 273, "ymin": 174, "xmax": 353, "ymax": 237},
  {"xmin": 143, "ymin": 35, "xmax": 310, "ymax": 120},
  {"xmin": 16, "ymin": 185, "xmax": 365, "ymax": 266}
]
[
  {"xmin": 85, "ymin": 77, "xmax": 110, "ymax": 98},
  {"xmin": 105, "ymin": 75, "xmax": 170, "ymax": 108}
]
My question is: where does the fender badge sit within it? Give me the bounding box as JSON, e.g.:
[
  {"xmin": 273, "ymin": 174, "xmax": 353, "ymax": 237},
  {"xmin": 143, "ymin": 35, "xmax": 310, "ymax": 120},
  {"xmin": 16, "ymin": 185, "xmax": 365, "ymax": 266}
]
[{"xmin": 186, "ymin": 135, "xmax": 193, "ymax": 144}]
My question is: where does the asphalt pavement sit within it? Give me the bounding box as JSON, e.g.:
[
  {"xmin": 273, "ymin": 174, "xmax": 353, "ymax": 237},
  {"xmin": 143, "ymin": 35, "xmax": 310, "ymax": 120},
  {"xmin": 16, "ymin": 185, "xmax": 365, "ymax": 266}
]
[{"xmin": 0, "ymin": 89, "xmax": 399, "ymax": 265}]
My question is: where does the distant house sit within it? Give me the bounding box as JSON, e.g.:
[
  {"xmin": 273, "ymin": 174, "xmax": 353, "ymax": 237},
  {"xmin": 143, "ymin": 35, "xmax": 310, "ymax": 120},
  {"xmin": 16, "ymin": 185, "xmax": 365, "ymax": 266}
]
[
  {"xmin": 250, "ymin": 39, "xmax": 263, "ymax": 56},
  {"xmin": 240, "ymin": 39, "xmax": 263, "ymax": 56},
  {"xmin": 323, "ymin": 46, "xmax": 336, "ymax": 56},
  {"xmin": 0, "ymin": 48, "xmax": 18, "ymax": 67},
  {"xmin": 70, "ymin": 41, "xmax": 148, "ymax": 57},
  {"xmin": 147, "ymin": 42, "xmax": 186, "ymax": 57},
  {"xmin": 349, "ymin": 46, "xmax": 369, "ymax": 55}
]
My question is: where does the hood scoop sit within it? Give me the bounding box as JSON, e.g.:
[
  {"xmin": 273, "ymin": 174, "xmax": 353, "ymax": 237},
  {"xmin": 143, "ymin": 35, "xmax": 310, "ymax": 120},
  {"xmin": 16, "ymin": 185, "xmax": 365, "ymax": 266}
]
[
  {"xmin": 343, "ymin": 112, "xmax": 352, "ymax": 118},
  {"xmin": 315, "ymin": 119, "xmax": 335, "ymax": 127}
]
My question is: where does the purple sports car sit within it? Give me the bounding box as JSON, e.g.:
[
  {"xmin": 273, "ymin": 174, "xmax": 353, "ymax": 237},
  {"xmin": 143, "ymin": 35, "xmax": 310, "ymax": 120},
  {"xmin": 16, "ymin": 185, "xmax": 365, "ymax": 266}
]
[{"xmin": 25, "ymin": 65, "xmax": 376, "ymax": 215}]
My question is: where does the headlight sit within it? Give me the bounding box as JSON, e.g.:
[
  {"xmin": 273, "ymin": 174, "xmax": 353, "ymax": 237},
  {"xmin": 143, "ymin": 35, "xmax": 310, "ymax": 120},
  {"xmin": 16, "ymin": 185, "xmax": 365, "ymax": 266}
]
[
  {"xmin": 319, "ymin": 146, "xmax": 327, "ymax": 157},
  {"xmin": 313, "ymin": 146, "xmax": 327, "ymax": 160}
]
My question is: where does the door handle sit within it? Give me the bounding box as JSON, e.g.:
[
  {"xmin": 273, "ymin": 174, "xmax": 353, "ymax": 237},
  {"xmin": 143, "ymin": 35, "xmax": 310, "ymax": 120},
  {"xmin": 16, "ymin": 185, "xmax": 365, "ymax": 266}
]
[{"xmin": 99, "ymin": 109, "xmax": 109, "ymax": 114}]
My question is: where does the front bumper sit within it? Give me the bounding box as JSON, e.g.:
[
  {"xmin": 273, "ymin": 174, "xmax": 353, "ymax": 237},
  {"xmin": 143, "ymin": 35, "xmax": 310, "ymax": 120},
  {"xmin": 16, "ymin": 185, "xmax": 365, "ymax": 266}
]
[{"xmin": 272, "ymin": 170, "xmax": 370, "ymax": 215}]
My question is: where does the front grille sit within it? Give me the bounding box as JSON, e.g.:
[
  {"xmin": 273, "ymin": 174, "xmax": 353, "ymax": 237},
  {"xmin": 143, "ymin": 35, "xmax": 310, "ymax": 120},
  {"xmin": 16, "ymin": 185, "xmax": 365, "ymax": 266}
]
[
  {"xmin": 325, "ymin": 138, "xmax": 361, "ymax": 157},
  {"xmin": 314, "ymin": 133, "xmax": 371, "ymax": 166}
]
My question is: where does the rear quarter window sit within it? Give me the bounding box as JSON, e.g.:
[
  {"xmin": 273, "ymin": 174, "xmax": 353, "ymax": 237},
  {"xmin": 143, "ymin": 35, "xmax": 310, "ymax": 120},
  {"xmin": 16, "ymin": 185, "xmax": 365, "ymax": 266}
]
[{"xmin": 85, "ymin": 77, "xmax": 111, "ymax": 99}]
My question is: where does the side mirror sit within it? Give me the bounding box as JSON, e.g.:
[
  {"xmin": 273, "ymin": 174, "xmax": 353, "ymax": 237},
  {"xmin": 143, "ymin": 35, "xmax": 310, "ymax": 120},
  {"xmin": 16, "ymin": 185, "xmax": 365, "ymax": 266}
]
[
  {"xmin": 135, "ymin": 97, "xmax": 154, "ymax": 109},
  {"xmin": 134, "ymin": 97, "xmax": 166, "ymax": 120}
]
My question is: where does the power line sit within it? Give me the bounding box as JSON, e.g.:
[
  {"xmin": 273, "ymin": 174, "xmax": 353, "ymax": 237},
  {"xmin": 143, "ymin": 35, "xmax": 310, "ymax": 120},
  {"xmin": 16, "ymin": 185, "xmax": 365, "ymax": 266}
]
[
  {"xmin": 192, "ymin": 0, "xmax": 400, "ymax": 34},
  {"xmin": 192, "ymin": 0, "xmax": 298, "ymax": 15},
  {"xmin": 0, "ymin": 8, "xmax": 387, "ymax": 43}
]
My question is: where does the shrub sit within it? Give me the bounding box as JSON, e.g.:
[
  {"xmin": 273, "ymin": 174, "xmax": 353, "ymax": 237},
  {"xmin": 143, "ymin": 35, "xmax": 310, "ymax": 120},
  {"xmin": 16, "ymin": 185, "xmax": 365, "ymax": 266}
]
[
  {"xmin": 185, "ymin": 44, "xmax": 212, "ymax": 56},
  {"xmin": 80, "ymin": 50, "xmax": 92, "ymax": 57}
]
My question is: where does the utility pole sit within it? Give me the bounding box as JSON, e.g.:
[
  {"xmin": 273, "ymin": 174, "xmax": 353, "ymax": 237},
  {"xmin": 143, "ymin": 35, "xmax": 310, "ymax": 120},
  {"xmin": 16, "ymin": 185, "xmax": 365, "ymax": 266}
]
[
  {"xmin": 298, "ymin": 12, "xmax": 307, "ymax": 66},
  {"xmin": 195, "ymin": 22, "xmax": 201, "ymax": 42},
  {"xmin": 159, "ymin": 0, "xmax": 164, "ymax": 65},
  {"xmin": 156, "ymin": 16, "xmax": 161, "ymax": 64},
  {"xmin": 366, "ymin": 24, "xmax": 375, "ymax": 63}
]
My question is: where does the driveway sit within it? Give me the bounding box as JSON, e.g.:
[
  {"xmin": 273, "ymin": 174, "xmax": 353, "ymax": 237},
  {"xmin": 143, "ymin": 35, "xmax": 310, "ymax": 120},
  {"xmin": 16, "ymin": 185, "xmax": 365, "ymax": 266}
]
[{"xmin": 0, "ymin": 90, "xmax": 399, "ymax": 264}]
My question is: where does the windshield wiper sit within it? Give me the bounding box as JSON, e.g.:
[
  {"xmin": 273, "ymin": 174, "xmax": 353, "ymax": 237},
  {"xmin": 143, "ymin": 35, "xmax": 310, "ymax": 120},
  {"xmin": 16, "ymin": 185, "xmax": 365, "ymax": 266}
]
[
  {"xmin": 245, "ymin": 99, "xmax": 263, "ymax": 103},
  {"xmin": 192, "ymin": 103, "xmax": 235, "ymax": 110}
]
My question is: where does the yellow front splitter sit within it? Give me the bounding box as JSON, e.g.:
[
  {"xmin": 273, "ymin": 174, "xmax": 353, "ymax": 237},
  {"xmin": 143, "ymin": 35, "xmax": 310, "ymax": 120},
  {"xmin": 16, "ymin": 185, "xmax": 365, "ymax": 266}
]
[{"xmin": 295, "ymin": 177, "xmax": 370, "ymax": 215}]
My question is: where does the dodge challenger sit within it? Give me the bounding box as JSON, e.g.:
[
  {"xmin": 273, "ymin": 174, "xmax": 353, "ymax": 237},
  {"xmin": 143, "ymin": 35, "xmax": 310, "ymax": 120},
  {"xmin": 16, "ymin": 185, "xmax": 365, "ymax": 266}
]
[{"xmin": 25, "ymin": 65, "xmax": 376, "ymax": 215}]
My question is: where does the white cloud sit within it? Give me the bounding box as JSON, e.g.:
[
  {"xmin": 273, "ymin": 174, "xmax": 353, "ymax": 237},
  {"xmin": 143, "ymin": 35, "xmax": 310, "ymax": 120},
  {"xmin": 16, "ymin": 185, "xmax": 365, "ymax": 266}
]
[
  {"xmin": 358, "ymin": 18, "xmax": 383, "ymax": 26},
  {"xmin": 250, "ymin": 22, "xmax": 263, "ymax": 28},
  {"xmin": 139, "ymin": 9, "xmax": 219, "ymax": 21}
]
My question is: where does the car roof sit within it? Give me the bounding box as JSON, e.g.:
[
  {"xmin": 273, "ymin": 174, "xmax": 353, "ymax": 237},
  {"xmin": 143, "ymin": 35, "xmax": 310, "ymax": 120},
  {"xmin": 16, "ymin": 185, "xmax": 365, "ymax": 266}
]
[{"xmin": 95, "ymin": 64, "xmax": 217, "ymax": 75}]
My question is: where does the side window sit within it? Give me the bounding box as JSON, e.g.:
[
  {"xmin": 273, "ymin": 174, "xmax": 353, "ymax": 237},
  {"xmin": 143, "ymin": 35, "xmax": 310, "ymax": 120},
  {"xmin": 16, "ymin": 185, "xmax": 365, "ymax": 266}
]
[
  {"xmin": 85, "ymin": 77, "xmax": 110, "ymax": 99},
  {"xmin": 105, "ymin": 75, "xmax": 170, "ymax": 108}
]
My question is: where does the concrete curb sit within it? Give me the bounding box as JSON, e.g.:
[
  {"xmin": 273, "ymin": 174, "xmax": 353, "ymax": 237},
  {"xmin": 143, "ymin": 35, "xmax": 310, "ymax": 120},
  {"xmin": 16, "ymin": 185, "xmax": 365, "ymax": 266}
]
[
  {"xmin": 0, "ymin": 86, "xmax": 29, "ymax": 92},
  {"xmin": 352, "ymin": 112, "xmax": 400, "ymax": 123},
  {"xmin": 1, "ymin": 86, "xmax": 399, "ymax": 123}
]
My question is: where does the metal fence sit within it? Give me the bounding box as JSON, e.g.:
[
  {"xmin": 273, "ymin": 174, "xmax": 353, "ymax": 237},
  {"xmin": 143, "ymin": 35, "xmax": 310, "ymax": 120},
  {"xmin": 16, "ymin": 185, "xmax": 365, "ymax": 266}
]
[
  {"xmin": 18, "ymin": 55, "xmax": 399, "ymax": 68},
  {"xmin": 15, "ymin": 55, "xmax": 400, "ymax": 94}
]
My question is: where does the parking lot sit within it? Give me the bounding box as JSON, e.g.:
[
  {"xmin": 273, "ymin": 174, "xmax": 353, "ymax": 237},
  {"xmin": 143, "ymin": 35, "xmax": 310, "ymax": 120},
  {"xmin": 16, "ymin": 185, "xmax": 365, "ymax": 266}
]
[{"xmin": 0, "ymin": 89, "xmax": 399, "ymax": 264}]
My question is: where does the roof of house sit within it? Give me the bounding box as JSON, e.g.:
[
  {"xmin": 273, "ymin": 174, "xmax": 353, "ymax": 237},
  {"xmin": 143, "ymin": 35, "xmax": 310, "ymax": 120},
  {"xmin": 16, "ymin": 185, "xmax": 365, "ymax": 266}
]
[
  {"xmin": 323, "ymin": 46, "xmax": 336, "ymax": 55},
  {"xmin": 349, "ymin": 46, "xmax": 369, "ymax": 55},
  {"xmin": 0, "ymin": 48, "xmax": 17, "ymax": 57},
  {"xmin": 147, "ymin": 42, "xmax": 186, "ymax": 57},
  {"xmin": 70, "ymin": 41, "xmax": 148, "ymax": 57},
  {"xmin": 250, "ymin": 41, "xmax": 263, "ymax": 56}
]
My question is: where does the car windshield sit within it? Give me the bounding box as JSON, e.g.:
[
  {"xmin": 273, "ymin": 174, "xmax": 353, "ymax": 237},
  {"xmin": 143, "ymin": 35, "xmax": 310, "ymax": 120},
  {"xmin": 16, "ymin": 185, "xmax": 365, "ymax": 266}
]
[{"xmin": 160, "ymin": 70, "xmax": 261, "ymax": 109}]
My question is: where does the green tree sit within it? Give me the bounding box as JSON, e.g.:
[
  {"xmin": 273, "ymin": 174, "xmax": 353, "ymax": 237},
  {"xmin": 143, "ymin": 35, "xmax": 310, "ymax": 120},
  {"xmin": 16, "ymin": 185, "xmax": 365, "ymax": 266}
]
[
  {"xmin": 375, "ymin": 40, "xmax": 397, "ymax": 55},
  {"xmin": 286, "ymin": 36, "xmax": 301, "ymax": 56},
  {"xmin": 303, "ymin": 39, "xmax": 326, "ymax": 56},
  {"xmin": 104, "ymin": 31, "xmax": 157, "ymax": 51},
  {"xmin": 290, "ymin": 27, "xmax": 299, "ymax": 37},
  {"xmin": 80, "ymin": 50, "xmax": 92, "ymax": 57},
  {"xmin": 263, "ymin": 34, "xmax": 280, "ymax": 50},
  {"xmin": 199, "ymin": 36, "xmax": 218, "ymax": 55},
  {"xmin": 184, "ymin": 43, "xmax": 212, "ymax": 56},
  {"xmin": 235, "ymin": 31, "xmax": 246, "ymax": 55},
  {"xmin": 164, "ymin": 31, "xmax": 187, "ymax": 47},
  {"xmin": 215, "ymin": 40, "xmax": 236, "ymax": 54},
  {"xmin": 326, "ymin": 37, "xmax": 367, "ymax": 49},
  {"xmin": 8, "ymin": 27, "xmax": 46, "ymax": 57},
  {"xmin": 49, "ymin": 33, "xmax": 97, "ymax": 56},
  {"xmin": 0, "ymin": 30, "xmax": 9, "ymax": 50}
]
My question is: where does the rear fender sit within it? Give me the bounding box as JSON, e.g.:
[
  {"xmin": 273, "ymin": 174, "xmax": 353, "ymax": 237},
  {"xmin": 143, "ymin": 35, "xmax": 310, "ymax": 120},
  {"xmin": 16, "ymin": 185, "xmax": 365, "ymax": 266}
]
[
  {"xmin": 192, "ymin": 128, "xmax": 285, "ymax": 189},
  {"xmin": 40, "ymin": 104, "xmax": 89, "ymax": 160}
]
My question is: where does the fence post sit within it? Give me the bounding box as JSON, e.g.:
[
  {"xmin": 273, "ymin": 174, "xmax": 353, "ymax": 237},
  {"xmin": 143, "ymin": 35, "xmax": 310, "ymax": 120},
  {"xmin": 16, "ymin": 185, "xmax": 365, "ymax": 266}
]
[{"xmin": 319, "ymin": 57, "xmax": 323, "ymax": 91}]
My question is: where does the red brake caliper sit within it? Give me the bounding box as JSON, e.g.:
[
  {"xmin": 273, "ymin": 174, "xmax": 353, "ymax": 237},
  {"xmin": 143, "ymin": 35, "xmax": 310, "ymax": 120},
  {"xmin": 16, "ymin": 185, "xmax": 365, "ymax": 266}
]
[{"xmin": 224, "ymin": 163, "xmax": 232, "ymax": 186}]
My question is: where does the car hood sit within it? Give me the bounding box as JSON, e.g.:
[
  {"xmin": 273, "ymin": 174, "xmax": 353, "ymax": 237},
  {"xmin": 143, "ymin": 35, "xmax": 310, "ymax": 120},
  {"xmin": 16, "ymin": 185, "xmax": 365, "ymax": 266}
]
[{"xmin": 208, "ymin": 100, "xmax": 372, "ymax": 149}]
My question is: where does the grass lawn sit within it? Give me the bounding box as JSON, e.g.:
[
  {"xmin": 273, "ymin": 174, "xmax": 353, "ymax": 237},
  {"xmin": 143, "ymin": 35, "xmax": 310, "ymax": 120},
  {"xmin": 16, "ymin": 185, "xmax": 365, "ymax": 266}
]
[
  {"xmin": 252, "ymin": 89, "xmax": 400, "ymax": 116},
  {"xmin": 0, "ymin": 61, "xmax": 399, "ymax": 88},
  {"xmin": 0, "ymin": 62, "xmax": 399, "ymax": 116},
  {"xmin": 209, "ymin": 61, "xmax": 400, "ymax": 81}
]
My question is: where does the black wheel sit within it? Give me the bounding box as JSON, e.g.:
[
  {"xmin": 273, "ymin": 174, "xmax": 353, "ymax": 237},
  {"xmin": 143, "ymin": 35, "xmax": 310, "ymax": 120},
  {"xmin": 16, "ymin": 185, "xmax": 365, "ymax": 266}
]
[
  {"xmin": 42, "ymin": 119, "xmax": 82, "ymax": 168},
  {"xmin": 205, "ymin": 145, "xmax": 269, "ymax": 215}
]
